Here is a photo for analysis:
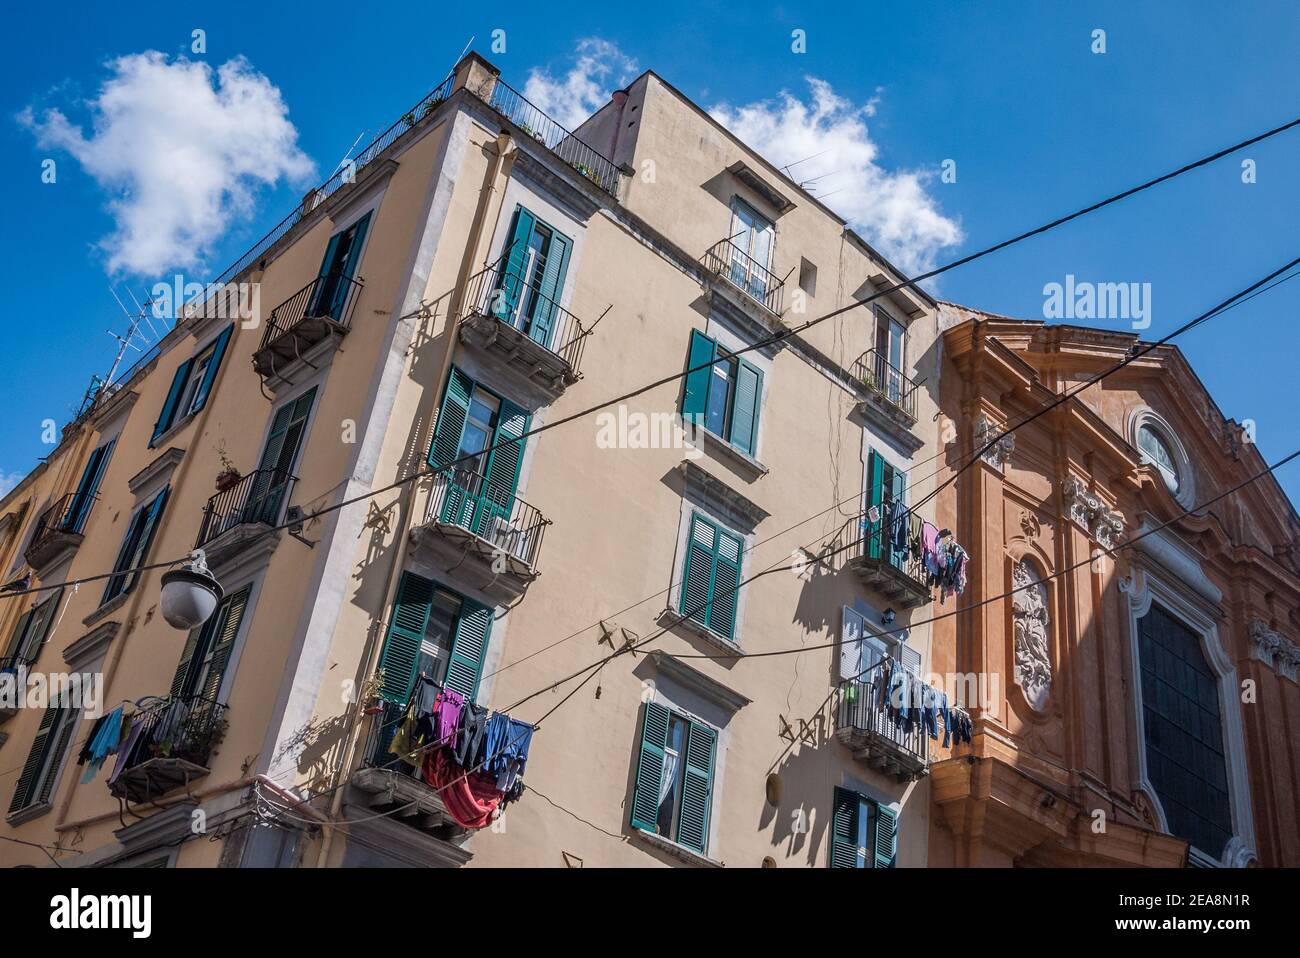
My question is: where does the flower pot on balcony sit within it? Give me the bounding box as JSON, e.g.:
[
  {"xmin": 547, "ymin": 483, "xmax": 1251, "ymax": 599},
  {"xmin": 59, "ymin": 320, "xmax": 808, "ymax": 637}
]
[{"xmin": 215, "ymin": 468, "xmax": 242, "ymax": 492}]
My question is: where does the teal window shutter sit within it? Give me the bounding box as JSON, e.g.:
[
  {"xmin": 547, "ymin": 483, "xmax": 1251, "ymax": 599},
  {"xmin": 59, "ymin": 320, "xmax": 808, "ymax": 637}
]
[
  {"xmin": 676, "ymin": 719, "xmax": 716, "ymax": 854},
  {"xmin": 866, "ymin": 450, "xmax": 885, "ymax": 560},
  {"xmin": 8, "ymin": 704, "xmax": 73, "ymax": 813},
  {"xmin": 177, "ymin": 587, "xmax": 250, "ymax": 704},
  {"xmin": 681, "ymin": 330, "xmax": 716, "ymax": 422},
  {"xmin": 494, "ymin": 206, "xmax": 537, "ymax": 323},
  {"xmin": 340, "ymin": 211, "xmax": 371, "ymax": 279},
  {"xmin": 680, "ymin": 513, "xmax": 743, "ymax": 641},
  {"xmin": 830, "ymin": 787, "xmax": 866, "ymax": 868},
  {"xmin": 150, "ymin": 358, "xmax": 193, "ymax": 447},
  {"xmin": 629, "ymin": 701, "xmax": 670, "ymax": 833},
  {"xmin": 316, "ymin": 230, "xmax": 344, "ymax": 281},
  {"xmin": 10, "ymin": 591, "xmax": 62, "ymax": 665},
  {"xmin": 445, "ymin": 597, "xmax": 493, "ymax": 702},
  {"xmin": 476, "ymin": 398, "xmax": 530, "ymax": 530},
  {"xmin": 377, "ymin": 571, "xmax": 435, "ymax": 704},
  {"xmin": 529, "ymin": 228, "xmax": 571, "ymax": 348},
  {"xmin": 189, "ymin": 324, "xmax": 234, "ymax": 416},
  {"xmin": 427, "ymin": 368, "xmax": 473, "ymax": 471},
  {"xmin": 3, "ymin": 608, "xmax": 34, "ymax": 663},
  {"xmin": 709, "ymin": 528, "xmax": 742, "ymax": 640},
  {"xmin": 730, "ymin": 359, "xmax": 763, "ymax": 455},
  {"xmin": 66, "ymin": 439, "xmax": 115, "ymax": 533},
  {"xmin": 102, "ymin": 487, "xmax": 169, "ymax": 603},
  {"xmin": 873, "ymin": 802, "xmax": 898, "ymax": 868}
]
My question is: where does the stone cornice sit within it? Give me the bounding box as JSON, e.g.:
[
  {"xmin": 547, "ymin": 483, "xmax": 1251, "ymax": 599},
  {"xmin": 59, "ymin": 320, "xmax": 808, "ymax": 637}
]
[{"xmin": 1249, "ymin": 619, "xmax": 1300, "ymax": 682}]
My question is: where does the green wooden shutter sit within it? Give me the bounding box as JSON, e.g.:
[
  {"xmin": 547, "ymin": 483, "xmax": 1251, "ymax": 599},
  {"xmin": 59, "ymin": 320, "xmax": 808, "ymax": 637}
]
[
  {"xmin": 866, "ymin": 450, "xmax": 885, "ymax": 560},
  {"xmin": 308, "ymin": 230, "xmax": 345, "ymax": 318},
  {"xmin": 377, "ymin": 571, "xmax": 433, "ymax": 705},
  {"xmin": 427, "ymin": 368, "xmax": 473, "ymax": 471},
  {"xmin": 681, "ymin": 514, "xmax": 716, "ymax": 627},
  {"xmin": 123, "ymin": 488, "xmax": 169, "ymax": 596},
  {"xmin": 37, "ymin": 707, "xmax": 76, "ymax": 805},
  {"xmin": 730, "ymin": 359, "xmax": 763, "ymax": 455},
  {"xmin": 150, "ymin": 358, "xmax": 193, "ymax": 447},
  {"xmin": 873, "ymin": 802, "xmax": 898, "ymax": 868},
  {"xmin": 475, "ymin": 398, "xmax": 530, "ymax": 534},
  {"xmin": 681, "ymin": 330, "xmax": 716, "ymax": 422},
  {"xmin": 677, "ymin": 718, "xmax": 716, "ymax": 854},
  {"xmin": 445, "ymin": 598, "xmax": 492, "ymax": 702},
  {"xmin": 251, "ymin": 387, "xmax": 315, "ymax": 523},
  {"xmin": 529, "ymin": 228, "xmax": 571, "ymax": 348},
  {"xmin": 709, "ymin": 528, "xmax": 742, "ymax": 641},
  {"xmin": 189, "ymin": 324, "xmax": 233, "ymax": 415},
  {"xmin": 326, "ymin": 212, "xmax": 371, "ymax": 318},
  {"xmin": 195, "ymin": 587, "xmax": 250, "ymax": 704},
  {"xmin": 830, "ymin": 787, "xmax": 865, "ymax": 868},
  {"xmin": 67, "ymin": 439, "xmax": 114, "ymax": 533},
  {"xmin": 3, "ymin": 608, "xmax": 34, "ymax": 663},
  {"xmin": 103, "ymin": 508, "xmax": 145, "ymax": 604},
  {"xmin": 494, "ymin": 206, "xmax": 537, "ymax": 323},
  {"xmin": 629, "ymin": 701, "xmax": 670, "ymax": 833},
  {"xmin": 14, "ymin": 590, "xmax": 61, "ymax": 664},
  {"xmin": 317, "ymin": 231, "xmax": 344, "ymax": 280},
  {"xmin": 8, "ymin": 705, "xmax": 64, "ymax": 812},
  {"xmin": 169, "ymin": 620, "xmax": 206, "ymax": 699},
  {"xmin": 340, "ymin": 212, "xmax": 371, "ymax": 279}
]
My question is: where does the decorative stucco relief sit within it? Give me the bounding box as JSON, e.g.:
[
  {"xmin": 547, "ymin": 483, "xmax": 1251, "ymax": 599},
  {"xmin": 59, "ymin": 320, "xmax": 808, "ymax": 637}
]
[
  {"xmin": 1061, "ymin": 475, "xmax": 1125, "ymax": 549},
  {"xmin": 975, "ymin": 413, "xmax": 1015, "ymax": 472},
  {"xmin": 1248, "ymin": 619, "xmax": 1300, "ymax": 682},
  {"xmin": 1012, "ymin": 560, "xmax": 1052, "ymax": 711}
]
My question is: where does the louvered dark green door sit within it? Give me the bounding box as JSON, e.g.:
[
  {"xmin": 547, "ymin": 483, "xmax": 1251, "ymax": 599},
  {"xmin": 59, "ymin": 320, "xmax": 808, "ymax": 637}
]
[
  {"xmin": 428, "ymin": 369, "xmax": 476, "ymax": 527},
  {"xmin": 493, "ymin": 207, "xmax": 537, "ymax": 326},
  {"xmin": 249, "ymin": 388, "xmax": 315, "ymax": 526},
  {"xmin": 444, "ymin": 598, "xmax": 492, "ymax": 701},
  {"xmin": 470, "ymin": 399, "xmax": 530, "ymax": 542},
  {"xmin": 830, "ymin": 787, "xmax": 866, "ymax": 868},
  {"xmin": 680, "ymin": 514, "xmax": 743, "ymax": 641},
  {"xmin": 676, "ymin": 720, "xmax": 716, "ymax": 854},
  {"xmin": 170, "ymin": 586, "xmax": 250, "ymax": 704},
  {"xmin": 67, "ymin": 439, "xmax": 115, "ymax": 533}
]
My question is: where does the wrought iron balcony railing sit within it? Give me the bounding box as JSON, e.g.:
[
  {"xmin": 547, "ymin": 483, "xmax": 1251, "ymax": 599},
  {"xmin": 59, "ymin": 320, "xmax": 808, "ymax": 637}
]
[
  {"xmin": 481, "ymin": 78, "xmax": 620, "ymax": 196},
  {"xmin": 425, "ymin": 466, "xmax": 549, "ymax": 571},
  {"xmin": 703, "ymin": 238, "xmax": 786, "ymax": 314},
  {"xmin": 26, "ymin": 491, "xmax": 96, "ymax": 559},
  {"xmin": 261, "ymin": 273, "xmax": 364, "ymax": 351},
  {"xmin": 461, "ymin": 260, "xmax": 589, "ymax": 375},
  {"xmin": 847, "ymin": 503, "xmax": 933, "ymax": 609},
  {"xmin": 109, "ymin": 694, "xmax": 229, "ymax": 800},
  {"xmin": 853, "ymin": 348, "xmax": 919, "ymax": 421},
  {"xmin": 835, "ymin": 677, "xmax": 929, "ymax": 770},
  {"xmin": 196, "ymin": 468, "xmax": 296, "ymax": 549}
]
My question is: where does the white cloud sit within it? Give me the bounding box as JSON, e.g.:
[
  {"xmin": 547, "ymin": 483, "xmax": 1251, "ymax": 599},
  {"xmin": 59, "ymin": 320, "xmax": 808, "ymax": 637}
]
[
  {"xmin": 711, "ymin": 78, "xmax": 962, "ymax": 277},
  {"xmin": 0, "ymin": 471, "xmax": 23, "ymax": 499},
  {"xmin": 523, "ymin": 38, "xmax": 639, "ymax": 132},
  {"xmin": 19, "ymin": 52, "xmax": 315, "ymax": 277}
]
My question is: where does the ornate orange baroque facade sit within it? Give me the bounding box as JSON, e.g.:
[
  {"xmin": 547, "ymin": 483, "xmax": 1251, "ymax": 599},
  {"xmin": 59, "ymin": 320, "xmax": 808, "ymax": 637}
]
[{"xmin": 928, "ymin": 304, "xmax": 1300, "ymax": 867}]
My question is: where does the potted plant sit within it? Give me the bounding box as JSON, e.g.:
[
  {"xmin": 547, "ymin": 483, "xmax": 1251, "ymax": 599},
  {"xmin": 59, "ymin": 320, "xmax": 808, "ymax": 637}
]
[{"xmin": 215, "ymin": 441, "xmax": 241, "ymax": 492}]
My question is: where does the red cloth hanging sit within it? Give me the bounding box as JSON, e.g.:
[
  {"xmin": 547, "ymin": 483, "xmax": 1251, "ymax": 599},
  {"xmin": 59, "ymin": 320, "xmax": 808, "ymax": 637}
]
[{"xmin": 422, "ymin": 748, "xmax": 502, "ymax": 830}]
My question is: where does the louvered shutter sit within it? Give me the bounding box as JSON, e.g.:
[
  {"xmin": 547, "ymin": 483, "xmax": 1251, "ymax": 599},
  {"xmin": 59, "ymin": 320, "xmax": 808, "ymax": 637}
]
[
  {"xmin": 150, "ymin": 357, "xmax": 193, "ymax": 447},
  {"xmin": 677, "ymin": 719, "xmax": 716, "ymax": 854},
  {"xmin": 681, "ymin": 330, "xmax": 716, "ymax": 422},
  {"xmin": 830, "ymin": 787, "xmax": 864, "ymax": 868},
  {"xmin": 730, "ymin": 359, "xmax": 763, "ymax": 455},
  {"xmin": 710, "ymin": 528, "xmax": 742, "ymax": 641},
  {"xmin": 445, "ymin": 598, "xmax": 492, "ymax": 702},
  {"xmin": 123, "ymin": 488, "xmax": 168, "ymax": 596},
  {"xmin": 196, "ymin": 587, "xmax": 249, "ymax": 705},
  {"xmin": 427, "ymin": 368, "xmax": 472, "ymax": 472},
  {"xmin": 4, "ymin": 608, "xmax": 34, "ymax": 663},
  {"xmin": 16, "ymin": 591, "xmax": 61, "ymax": 664},
  {"xmin": 529, "ymin": 227, "xmax": 571, "ymax": 348},
  {"xmin": 873, "ymin": 802, "xmax": 898, "ymax": 868},
  {"xmin": 36, "ymin": 707, "xmax": 76, "ymax": 805},
  {"xmin": 475, "ymin": 398, "xmax": 530, "ymax": 535},
  {"xmin": 8, "ymin": 705, "xmax": 61, "ymax": 812},
  {"xmin": 494, "ymin": 206, "xmax": 537, "ymax": 324},
  {"xmin": 377, "ymin": 571, "xmax": 433, "ymax": 705},
  {"xmin": 866, "ymin": 450, "xmax": 885, "ymax": 560},
  {"xmin": 102, "ymin": 507, "xmax": 144, "ymax": 603},
  {"xmin": 681, "ymin": 514, "xmax": 716, "ymax": 627},
  {"xmin": 67, "ymin": 439, "xmax": 114, "ymax": 533},
  {"xmin": 899, "ymin": 642, "xmax": 922, "ymax": 677},
  {"xmin": 307, "ymin": 231, "xmax": 344, "ymax": 318},
  {"xmin": 840, "ymin": 607, "xmax": 865, "ymax": 681},
  {"xmin": 189, "ymin": 324, "xmax": 233, "ymax": 415},
  {"xmin": 629, "ymin": 701, "xmax": 670, "ymax": 833},
  {"xmin": 326, "ymin": 211, "xmax": 371, "ymax": 318},
  {"xmin": 169, "ymin": 621, "xmax": 206, "ymax": 699}
]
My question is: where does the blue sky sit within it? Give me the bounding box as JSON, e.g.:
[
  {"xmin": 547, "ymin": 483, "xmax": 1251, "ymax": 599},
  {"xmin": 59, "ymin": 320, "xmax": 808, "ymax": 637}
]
[{"xmin": 4, "ymin": 1, "xmax": 1299, "ymax": 504}]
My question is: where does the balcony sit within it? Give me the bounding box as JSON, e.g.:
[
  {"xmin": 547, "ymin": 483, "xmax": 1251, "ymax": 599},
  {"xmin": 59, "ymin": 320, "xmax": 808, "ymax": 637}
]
[
  {"xmin": 253, "ymin": 273, "xmax": 363, "ymax": 392},
  {"xmin": 479, "ymin": 77, "xmax": 620, "ymax": 197},
  {"xmin": 835, "ymin": 678, "xmax": 928, "ymax": 781},
  {"xmin": 24, "ymin": 492, "xmax": 95, "ymax": 574},
  {"xmin": 847, "ymin": 506, "xmax": 933, "ymax": 609},
  {"xmin": 348, "ymin": 701, "xmax": 466, "ymax": 840},
  {"xmin": 456, "ymin": 260, "xmax": 588, "ymax": 404},
  {"xmin": 195, "ymin": 468, "xmax": 294, "ymax": 572},
  {"xmin": 854, "ymin": 348, "xmax": 919, "ymax": 422},
  {"xmin": 703, "ymin": 237, "xmax": 786, "ymax": 316},
  {"xmin": 408, "ymin": 467, "xmax": 549, "ymax": 603},
  {"xmin": 108, "ymin": 695, "xmax": 228, "ymax": 803}
]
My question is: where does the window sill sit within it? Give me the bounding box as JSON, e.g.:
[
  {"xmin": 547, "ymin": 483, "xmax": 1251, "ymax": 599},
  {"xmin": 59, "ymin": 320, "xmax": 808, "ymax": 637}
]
[
  {"xmin": 6, "ymin": 801, "xmax": 52, "ymax": 827},
  {"xmin": 149, "ymin": 411, "xmax": 198, "ymax": 451},
  {"xmin": 688, "ymin": 421, "xmax": 769, "ymax": 478},
  {"xmin": 82, "ymin": 592, "xmax": 129, "ymax": 628},
  {"xmin": 632, "ymin": 827, "xmax": 724, "ymax": 867},
  {"xmin": 657, "ymin": 608, "xmax": 744, "ymax": 659}
]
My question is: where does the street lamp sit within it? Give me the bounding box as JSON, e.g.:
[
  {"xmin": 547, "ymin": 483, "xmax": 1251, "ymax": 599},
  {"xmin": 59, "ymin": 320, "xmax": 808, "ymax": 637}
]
[{"xmin": 159, "ymin": 549, "xmax": 223, "ymax": 630}]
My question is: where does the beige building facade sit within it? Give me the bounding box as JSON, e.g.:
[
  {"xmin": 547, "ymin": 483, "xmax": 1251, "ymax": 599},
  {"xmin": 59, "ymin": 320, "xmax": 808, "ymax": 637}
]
[{"xmin": 0, "ymin": 53, "xmax": 953, "ymax": 868}]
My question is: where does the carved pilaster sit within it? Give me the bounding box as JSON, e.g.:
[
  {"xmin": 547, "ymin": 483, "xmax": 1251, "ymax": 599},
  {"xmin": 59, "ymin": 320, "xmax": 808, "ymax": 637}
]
[
  {"xmin": 1061, "ymin": 475, "xmax": 1125, "ymax": 550},
  {"xmin": 975, "ymin": 413, "xmax": 1015, "ymax": 472}
]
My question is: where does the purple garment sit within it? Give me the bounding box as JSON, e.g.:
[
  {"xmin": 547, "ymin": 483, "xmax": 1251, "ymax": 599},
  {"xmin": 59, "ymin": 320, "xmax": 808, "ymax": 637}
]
[
  {"xmin": 435, "ymin": 689, "xmax": 465, "ymax": 746},
  {"xmin": 108, "ymin": 718, "xmax": 147, "ymax": 785}
]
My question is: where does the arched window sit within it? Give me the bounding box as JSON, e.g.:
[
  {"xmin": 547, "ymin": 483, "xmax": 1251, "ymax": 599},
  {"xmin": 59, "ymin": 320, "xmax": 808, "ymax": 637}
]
[{"xmin": 1137, "ymin": 423, "xmax": 1180, "ymax": 494}]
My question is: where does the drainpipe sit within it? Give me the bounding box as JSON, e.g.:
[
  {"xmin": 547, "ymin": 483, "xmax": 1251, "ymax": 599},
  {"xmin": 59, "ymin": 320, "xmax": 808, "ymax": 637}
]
[{"xmin": 312, "ymin": 129, "xmax": 517, "ymax": 867}]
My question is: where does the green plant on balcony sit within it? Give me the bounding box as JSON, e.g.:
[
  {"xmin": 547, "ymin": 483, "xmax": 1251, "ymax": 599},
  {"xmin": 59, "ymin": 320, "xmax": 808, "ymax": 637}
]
[
  {"xmin": 402, "ymin": 112, "xmax": 417, "ymax": 128},
  {"xmin": 149, "ymin": 710, "xmax": 229, "ymax": 766},
  {"xmin": 575, "ymin": 164, "xmax": 602, "ymax": 187}
]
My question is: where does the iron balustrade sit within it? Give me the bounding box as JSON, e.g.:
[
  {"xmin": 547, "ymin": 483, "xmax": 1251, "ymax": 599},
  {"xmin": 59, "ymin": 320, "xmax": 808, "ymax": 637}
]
[
  {"xmin": 363, "ymin": 699, "xmax": 408, "ymax": 771},
  {"xmin": 703, "ymin": 237, "xmax": 786, "ymax": 314},
  {"xmin": 29, "ymin": 490, "xmax": 97, "ymax": 550},
  {"xmin": 836, "ymin": 677, "xmax": 929, "ymax": 765},
  {"xmin": 462, "ymin": 260, "xmax": 589, "ymax": 374},
  {"xmin": 425, "ymin": 466, "xmax": 549, "ymax": 570},
  {"xmin": 855, "ymin": 503, "xmax": 929, "ymax": 590},
  {"xmin": 196, "ymin": 468, "xmax": 296, "ymax": 548},
  {"xmin": 119, "ymin": 694, "xmax": 228, "ymax": 771},
  {"xmin": 261, "ymin": 273, "xmax": 364, "ymax": 351},
  {"xmin": 853, "ymin": 348, "xmax": 919, "ymax": 421},
  {"xmin": 480, "ymin": 78, "xmax": 620, "ymax": 196}
]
